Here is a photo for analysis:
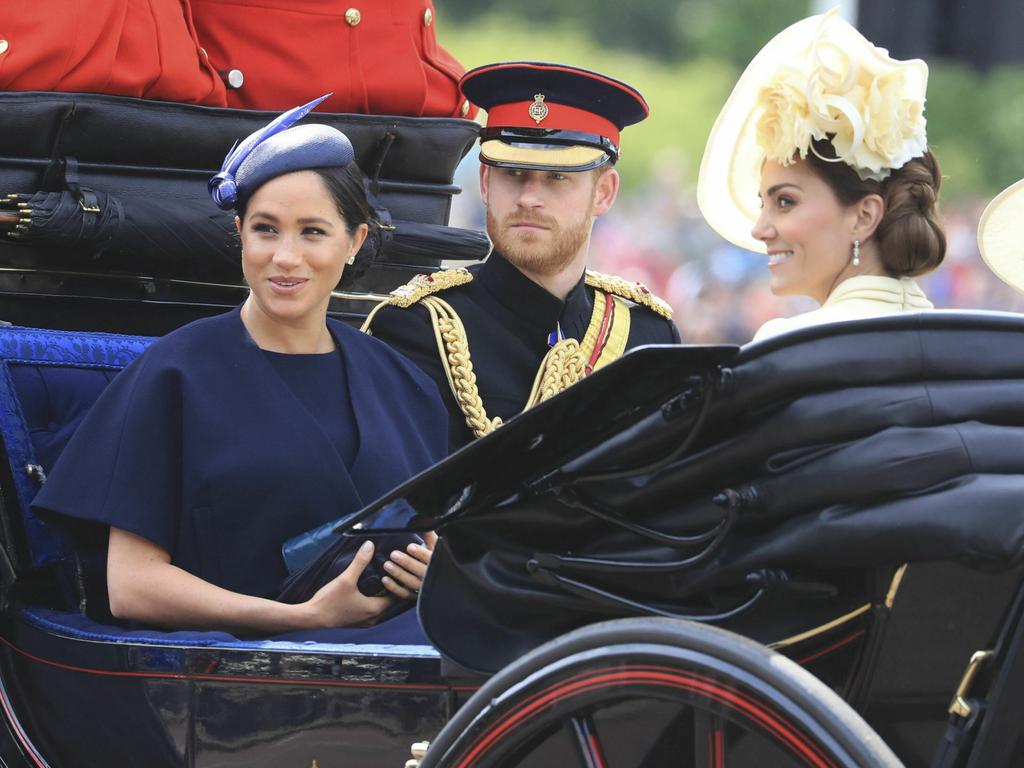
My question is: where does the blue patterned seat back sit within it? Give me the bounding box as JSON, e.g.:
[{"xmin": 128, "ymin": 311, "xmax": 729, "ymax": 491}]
[{"xmin": 0, "ymin": 326, "xmax": 153, "ymax": 569}]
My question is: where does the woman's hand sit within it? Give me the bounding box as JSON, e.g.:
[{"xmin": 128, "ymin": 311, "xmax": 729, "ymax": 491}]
[
  {"xmin": 303, "ymin": 540, "xmax": 396, "ymax": 628},
  {"xmin": 380, "ymin": 531, "xmax": 437, "ymax": 600},
  {"xmin": 305, "ymin": 532, "xmax": 436, "ymax": 627}
]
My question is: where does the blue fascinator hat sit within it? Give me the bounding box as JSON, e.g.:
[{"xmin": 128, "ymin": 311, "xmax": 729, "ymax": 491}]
[{"xmin": 209, "ymin": 94, "xmax": 356, "ymax": 210}]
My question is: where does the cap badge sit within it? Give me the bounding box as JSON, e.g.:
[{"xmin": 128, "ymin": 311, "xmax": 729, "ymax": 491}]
[{"xmin": 528, "ymin": 94, "xmax": 549, "ymax": 124}]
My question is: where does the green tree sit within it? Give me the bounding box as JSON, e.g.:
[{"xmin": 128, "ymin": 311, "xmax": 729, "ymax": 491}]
[
  {"xmin": 438, "ymin": 0, "xmax": 809, "ymax": 63},
  {"xmin": 437, "ymin": 7, "xmax": 1024, "ymax": 199},
  {"xmin": 439, "ymin": 17, "xmax": 738, "ymax": 190},
  {"xmin": 675, "ymin": 0, "xmax": 811, "ymax": 65}
]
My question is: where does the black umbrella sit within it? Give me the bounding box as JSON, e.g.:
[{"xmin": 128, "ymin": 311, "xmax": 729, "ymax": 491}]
[
  {"xmin": 0, "ymin": 190, "xmax": 490, "ymax": 284},
  {"xmin": 369, "ymin": 219, "xmax": 490, "ymax": 265},
  {"xmin": 0, "ymin": 190, "xmax": 241, "ymax": 282}
]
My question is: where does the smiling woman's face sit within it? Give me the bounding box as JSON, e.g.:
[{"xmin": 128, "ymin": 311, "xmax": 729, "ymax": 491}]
[
  {"xmin": 238, "ymin": 170, "xmax": 365, "ymax": 331},
  {"xmin": 751, "ymin": 159, "xmax": 860, "ymax": 305}
]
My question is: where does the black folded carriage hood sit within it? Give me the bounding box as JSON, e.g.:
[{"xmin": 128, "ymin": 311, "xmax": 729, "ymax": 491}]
[
  {"xmin": 350, "ymin": 311, "xmax": 1024, "ymax": 673},
  {"xmin": 0, "ymin": 91, "xmax": 484, "ymax": 334}
]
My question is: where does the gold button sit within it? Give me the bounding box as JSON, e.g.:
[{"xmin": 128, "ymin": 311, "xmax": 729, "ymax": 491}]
[
  {"xmin": 0, "ymin": 39, "xmax": 8, "ymax": 56},
  {"xmin": 345, "ymin": 8, "xmax": 361, "ymax": 26},
  {"xmin": 460, "ymin": 99, "xmax": 470, "ymax": 117},
  {"xmin": 423, "ymin": 8, "xmax": 433, "ymax": 26}
]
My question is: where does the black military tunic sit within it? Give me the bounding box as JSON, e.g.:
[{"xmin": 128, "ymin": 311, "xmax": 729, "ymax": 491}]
[{"xmin": 366, "ymin": 252, "xmax": 681, "ymax": 452}]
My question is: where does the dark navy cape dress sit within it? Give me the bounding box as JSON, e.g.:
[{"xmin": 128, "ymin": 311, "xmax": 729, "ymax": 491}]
[{"xmin": 32, "ymin": 306, "xmax": 447, "ymax": 613}]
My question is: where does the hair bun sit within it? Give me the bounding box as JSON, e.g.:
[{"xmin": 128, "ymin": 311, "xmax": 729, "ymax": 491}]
[{"xmin": 876, "ymin": 151, "xmax": 945, "ymax": 276}]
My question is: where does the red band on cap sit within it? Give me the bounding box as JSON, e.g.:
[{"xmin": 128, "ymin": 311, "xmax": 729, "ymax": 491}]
[{"xmin": 486, "ymin": 101, "xmax": 620, "ymax": 146}]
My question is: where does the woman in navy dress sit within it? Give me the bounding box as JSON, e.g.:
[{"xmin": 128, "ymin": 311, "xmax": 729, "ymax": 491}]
[{"xmin": 32, "ymin": 97, "xmax": 447, "ymax": 634}]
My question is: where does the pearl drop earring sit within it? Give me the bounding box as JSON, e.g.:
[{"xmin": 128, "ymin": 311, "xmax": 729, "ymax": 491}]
[{"xmin": 852, "ymin": 239, "xmax": 861, "ymax": 267}]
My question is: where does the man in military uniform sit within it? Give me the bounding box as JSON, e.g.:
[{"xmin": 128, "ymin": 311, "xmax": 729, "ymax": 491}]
[{"xmin": 363, "ymin": 61, "xmax": 680, "ymax": 451}]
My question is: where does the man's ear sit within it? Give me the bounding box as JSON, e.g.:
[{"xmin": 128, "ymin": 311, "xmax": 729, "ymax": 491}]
[
  {"xmin": 591, "ymin": 167, "xmax": 620, "ymax": 218},
  {"xmin": 234, "ymin": 215, "xmax": 242, "ymax": 234},
  {"xmin": 479, "ymin": 164, "xmax": 490, "ymax": 207}
]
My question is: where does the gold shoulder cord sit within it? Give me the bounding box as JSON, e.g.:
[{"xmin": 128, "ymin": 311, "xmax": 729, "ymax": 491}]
[
  {"xmin": 421, "ymin": 295, "xmax": 584, "ymax": 439},
  {"xmin": 362, "ymin": 269, "xmax": 500, "ymax": 439},
  {"xmin": 584, "ymin": 270, "xmax": 674, "ymax": 319},
  {"xmin": 363, "ymin": 268, "xmax": 588, "ymax": 440},
  {"xmin": 363, "ymin": 268, "xmax": 671, "ymax": 441},
  {"xmin": 524, "ymin": 338, "xmax": 585, "ymax": 408},
  {"xmin": 421, "ymin": 293, "xmax": 501, "ymax": 439}
]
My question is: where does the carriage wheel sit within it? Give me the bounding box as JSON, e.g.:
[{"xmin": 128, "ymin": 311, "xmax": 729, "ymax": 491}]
[{"xmin": 421, "ymin": 618, "xmax": 900, "ymax": 768}]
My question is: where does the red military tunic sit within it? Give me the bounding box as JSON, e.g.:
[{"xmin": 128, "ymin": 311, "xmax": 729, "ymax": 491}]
[
  {"xmin": 0, "ymin": 0, "xmax": 227, "ymax": 106},
  {"xmin": 189, "ymin": 0, "xmax": 476, "ymax": 117}
]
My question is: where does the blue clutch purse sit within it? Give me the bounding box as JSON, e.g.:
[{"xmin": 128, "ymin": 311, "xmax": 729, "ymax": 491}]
[{"xmin": 276, "ymin": 504, "xmax": 423, "ymax": 604}]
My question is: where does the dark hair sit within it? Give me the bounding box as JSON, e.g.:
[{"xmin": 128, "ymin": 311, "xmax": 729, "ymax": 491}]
[
  {"xmin": 804, "ymin": 138, "xmax": 945, "ymax": 277},
  {"xmin": 236, "ymin": 163, "xmax": 379, "ymax": 286}
]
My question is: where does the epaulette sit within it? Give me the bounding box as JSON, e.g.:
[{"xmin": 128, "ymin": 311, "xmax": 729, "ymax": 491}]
[
  {"xmin": 584, "ymin": 270, "xmax": 673, "ymax": 319},
  {"xmin": 386, "ymin": 268, "xmax": 473, "ymax": 308}
]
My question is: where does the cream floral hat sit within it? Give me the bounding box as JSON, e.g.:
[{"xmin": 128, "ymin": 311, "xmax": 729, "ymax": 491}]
[
  {"xmin": 978, "ymin": 178, "xmax": 1024, "ymax": 294},
  {"xmin": 697, "ymin": 10, "xmax": 929, "ymax": 253}
]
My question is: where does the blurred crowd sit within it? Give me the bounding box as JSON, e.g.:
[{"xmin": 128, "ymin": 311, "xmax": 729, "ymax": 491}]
[{"xmin": 450, "ymin": 150, "xmax": 1024, "ymax": 344}]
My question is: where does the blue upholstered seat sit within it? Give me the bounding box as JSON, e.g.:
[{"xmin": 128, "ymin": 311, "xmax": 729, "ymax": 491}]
[{"xmin": 0, "ymin": 326, "xmax": 154, "ymax": 569}]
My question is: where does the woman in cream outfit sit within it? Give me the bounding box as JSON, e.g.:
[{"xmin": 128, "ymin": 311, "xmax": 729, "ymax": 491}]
[{"xmin": 697, "ymin": 10, "xmax": 946, "ymax": 342}]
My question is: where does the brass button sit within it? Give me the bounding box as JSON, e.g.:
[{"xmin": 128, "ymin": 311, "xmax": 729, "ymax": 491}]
[
  {"xmin": 423, "ymin": 8, "xmax": 433, "ymax": 26},
  {"xmin": 345, "ymin": 8, "xmax": 361, "ymax": 26},
  {"xmin": 0, "ymin": 39, "xmax": 8, "ymax": 56},
  {"xmin": 460, "ymin": 99, "xmax": 470, "ymax": 117}
]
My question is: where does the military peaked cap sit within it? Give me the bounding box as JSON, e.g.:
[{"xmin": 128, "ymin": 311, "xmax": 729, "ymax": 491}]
[{"xmin": 460, "ymin": 61, "xmax": 649, "ymax": 172}]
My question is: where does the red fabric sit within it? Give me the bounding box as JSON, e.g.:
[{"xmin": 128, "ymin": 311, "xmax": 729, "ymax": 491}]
[
  {"xmin": 0, "ymin": 0, "xmax": 227, "ymax": 106},
  {"xmin": 486, "ymin": 101, "xmax": 620, "ymax": 145},
  {"xmin": 189, "ymin": 0, "xmax": 477, "ymax": 117}
]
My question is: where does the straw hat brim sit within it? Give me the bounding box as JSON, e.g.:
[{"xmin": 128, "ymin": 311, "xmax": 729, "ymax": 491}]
[
  {"xmin": 978, "ymin": 178, "xmax": 1024, "ymax": 294},
  {"xmin": 696, "ymin": 16, "xmax": 826, "ymax": 254}
]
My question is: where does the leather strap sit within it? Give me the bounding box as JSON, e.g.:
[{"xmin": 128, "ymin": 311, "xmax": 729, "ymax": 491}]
[{"xmin": 933, "ymin": 575, "xmax": 1024, "ymax": 767}]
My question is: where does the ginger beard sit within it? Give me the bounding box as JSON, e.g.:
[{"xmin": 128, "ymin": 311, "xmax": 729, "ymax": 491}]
[{"xmin": 486, "ymin": 186, "xmax": 596, "ymax": 277}]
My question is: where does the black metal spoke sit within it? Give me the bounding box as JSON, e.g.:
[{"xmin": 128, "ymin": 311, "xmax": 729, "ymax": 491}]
[
  {"xmin": 568, "ymin": 714, "xmax": 609, "ymax": 768},
  {"xmin": 692, "ymin": 710, "xmax": 727, "ymax": 768}
]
